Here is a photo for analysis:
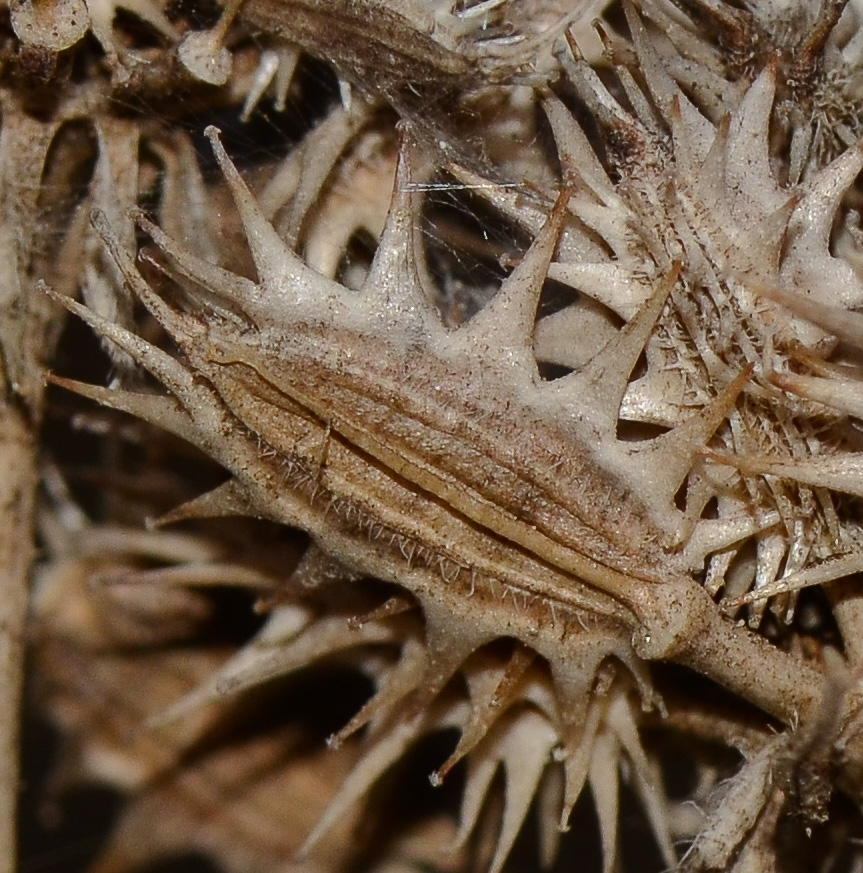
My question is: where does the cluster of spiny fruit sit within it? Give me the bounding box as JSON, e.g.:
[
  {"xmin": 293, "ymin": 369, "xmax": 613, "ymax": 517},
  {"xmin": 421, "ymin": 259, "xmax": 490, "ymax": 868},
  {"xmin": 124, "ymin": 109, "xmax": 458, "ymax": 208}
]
[{"xmin": 8, "ymin": 1, "xmax": 863, "ymax": 872}]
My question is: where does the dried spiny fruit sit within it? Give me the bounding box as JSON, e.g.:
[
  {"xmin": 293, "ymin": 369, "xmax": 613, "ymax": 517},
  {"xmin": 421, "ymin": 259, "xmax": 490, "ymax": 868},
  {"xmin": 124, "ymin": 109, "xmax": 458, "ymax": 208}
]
[
  {"xmin": 631, "ymin": 0, "xmax": 863, "ymax": 178},
  {"xmin": 19, "ymin": 1, "xmax": 863, "ymax": 872}
]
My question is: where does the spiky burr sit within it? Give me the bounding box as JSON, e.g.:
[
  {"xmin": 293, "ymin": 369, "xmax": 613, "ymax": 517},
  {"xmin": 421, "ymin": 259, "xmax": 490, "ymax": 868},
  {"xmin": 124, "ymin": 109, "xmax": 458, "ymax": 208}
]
[{"xmin": 11, "ymin": 2, "xmax": 863, "ymax": 873}]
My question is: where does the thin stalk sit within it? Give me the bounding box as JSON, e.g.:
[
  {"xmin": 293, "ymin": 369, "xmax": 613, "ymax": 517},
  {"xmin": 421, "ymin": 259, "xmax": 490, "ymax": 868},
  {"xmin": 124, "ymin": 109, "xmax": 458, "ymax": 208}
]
[{"xmin": 0, "ymin": 404, "xmax": 37, "ymax": 873}]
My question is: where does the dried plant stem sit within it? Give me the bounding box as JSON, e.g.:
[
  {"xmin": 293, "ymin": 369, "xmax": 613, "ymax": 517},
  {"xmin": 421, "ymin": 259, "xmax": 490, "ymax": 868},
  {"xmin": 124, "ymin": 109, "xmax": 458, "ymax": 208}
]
[
  {"xmin": 631, "ymin": 581, "xmax": 824, "ymax": 728},
  {"xmin": 0, "ymin": 405, "xmax": 37, "ymax": 873}
]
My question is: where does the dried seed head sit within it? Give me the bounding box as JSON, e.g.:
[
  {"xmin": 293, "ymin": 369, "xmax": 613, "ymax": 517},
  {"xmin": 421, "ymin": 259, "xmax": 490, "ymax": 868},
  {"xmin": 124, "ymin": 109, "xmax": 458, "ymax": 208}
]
[{"xmin": 25, "ymin": 2, "xmax": 863, "ymax": 872}]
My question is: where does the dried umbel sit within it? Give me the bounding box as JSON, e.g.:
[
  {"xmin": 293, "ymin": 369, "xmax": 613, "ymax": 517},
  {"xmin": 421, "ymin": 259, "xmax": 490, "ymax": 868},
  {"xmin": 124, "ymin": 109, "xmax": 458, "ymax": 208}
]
[{"xmin": 14, "ymin": 0, "xmax": 863, "ymax": 872}]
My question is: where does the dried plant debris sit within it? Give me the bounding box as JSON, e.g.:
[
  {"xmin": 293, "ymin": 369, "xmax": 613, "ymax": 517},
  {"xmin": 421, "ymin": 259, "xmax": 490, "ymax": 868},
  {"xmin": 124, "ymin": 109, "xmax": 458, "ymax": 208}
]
[{"xmin": 10, "ymin": 1, "xmax": 863, "ymax": 872}]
